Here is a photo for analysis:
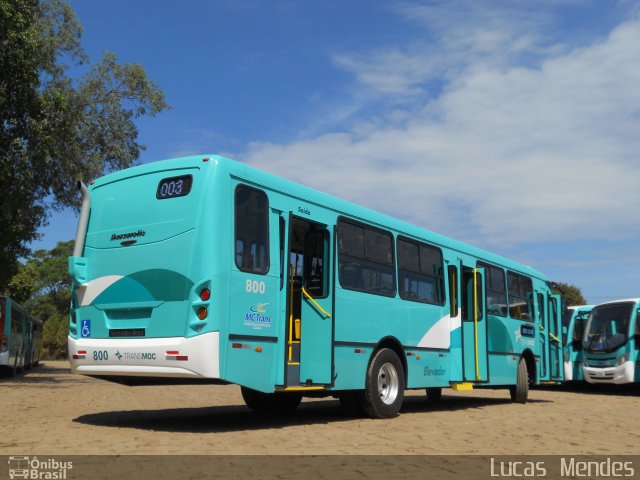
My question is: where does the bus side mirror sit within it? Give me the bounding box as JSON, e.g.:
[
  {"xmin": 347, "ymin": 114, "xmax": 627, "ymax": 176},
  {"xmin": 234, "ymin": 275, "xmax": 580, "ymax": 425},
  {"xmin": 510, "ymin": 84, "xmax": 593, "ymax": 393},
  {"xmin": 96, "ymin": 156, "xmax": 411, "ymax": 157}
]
[{"xmin": 572, "ymin": 339, "xmax": 582, "ymax": 351}]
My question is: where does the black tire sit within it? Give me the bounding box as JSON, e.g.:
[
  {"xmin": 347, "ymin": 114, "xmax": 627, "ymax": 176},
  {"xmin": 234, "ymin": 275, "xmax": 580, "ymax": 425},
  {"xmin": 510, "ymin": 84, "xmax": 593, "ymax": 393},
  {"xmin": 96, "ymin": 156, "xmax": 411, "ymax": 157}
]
[
  {"xmin": 362, "ymin": 348, "xmax": 405, "ymax": 419},
  {"xmin": 510, "ymin": 357, "xmax": 529, "ymax": 404},
  {"xmin": 241, "ymin": 386, "xmax": 302, "ymax": 414},
  {"xmin": 426, "ymin": 387, "xmax": 442, "ymax": 402}
]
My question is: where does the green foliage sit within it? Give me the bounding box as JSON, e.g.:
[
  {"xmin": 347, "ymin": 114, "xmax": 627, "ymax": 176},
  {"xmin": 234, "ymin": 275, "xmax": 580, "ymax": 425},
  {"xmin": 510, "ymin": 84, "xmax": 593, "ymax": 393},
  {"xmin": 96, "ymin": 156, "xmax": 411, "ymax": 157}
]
[
  {"xmin": 0, "ymin": 0, "xmax": 169, "ymax": 290},
  {"xmin": 553, "ymin": 282, "xmax": 587, "ymax": 306},
  {"xmin": 8, "ymin": 240, "xmax": 74, "ymax": 358}
]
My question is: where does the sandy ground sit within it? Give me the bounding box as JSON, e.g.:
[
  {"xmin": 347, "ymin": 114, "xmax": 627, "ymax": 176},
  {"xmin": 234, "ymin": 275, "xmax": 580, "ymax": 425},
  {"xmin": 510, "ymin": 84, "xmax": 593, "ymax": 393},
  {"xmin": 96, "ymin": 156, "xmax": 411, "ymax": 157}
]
[{"xmin": 0, "ymin": 361, "xmax": 639, "ymax": 458}]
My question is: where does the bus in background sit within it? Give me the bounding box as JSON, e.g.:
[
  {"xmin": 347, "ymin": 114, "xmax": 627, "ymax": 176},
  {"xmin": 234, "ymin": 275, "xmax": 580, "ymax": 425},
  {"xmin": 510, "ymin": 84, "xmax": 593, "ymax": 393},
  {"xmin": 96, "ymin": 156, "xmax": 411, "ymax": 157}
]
[
  {"xmin": 582, "ymin": 298, "xmax": 640, "ymax": 384},
  {"xmin": 0, "ymin": 297, "xmax": 42, "ymax": 377},
  {"xmin": 562, "ymin": 305, "xmax": 593, "ymax": 381},
  {"xmin": 67, "ymin": 154, "xmax": 563, "ymax": 418}
]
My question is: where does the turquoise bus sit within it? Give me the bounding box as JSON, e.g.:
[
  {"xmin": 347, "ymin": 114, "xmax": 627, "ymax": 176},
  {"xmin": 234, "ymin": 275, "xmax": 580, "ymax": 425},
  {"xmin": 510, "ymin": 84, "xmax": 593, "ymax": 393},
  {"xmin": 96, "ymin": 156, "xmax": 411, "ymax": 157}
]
[
  {"xmin": 582, "ymin": 298, "xmax": 640, "ymax": 384},
  {"xmin": 562, "ymin": 305, "xmax": 593, "ymax": 382},
  {"xmin": 67, "ymin": 155, "xmax": 563, "ymax": 418},
  {"xmin": 0, "ymin": 297, "xmax": 42, "ymax": 377}
]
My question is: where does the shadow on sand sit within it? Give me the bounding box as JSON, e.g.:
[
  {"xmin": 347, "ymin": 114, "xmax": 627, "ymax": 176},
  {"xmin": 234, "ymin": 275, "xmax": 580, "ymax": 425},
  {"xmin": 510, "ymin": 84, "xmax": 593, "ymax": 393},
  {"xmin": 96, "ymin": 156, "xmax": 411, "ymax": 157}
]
[{"xmin": 73, "ymin": 392, "xmax": 551, "ymax": 434}]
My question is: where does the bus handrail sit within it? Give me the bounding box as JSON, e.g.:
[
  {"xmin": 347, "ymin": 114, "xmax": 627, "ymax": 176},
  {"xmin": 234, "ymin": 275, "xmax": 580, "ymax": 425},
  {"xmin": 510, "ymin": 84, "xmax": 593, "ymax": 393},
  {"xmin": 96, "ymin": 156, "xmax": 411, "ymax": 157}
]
[{"xmin": 301, "ymin": 287, "xmax": 331, "ymax": 319}]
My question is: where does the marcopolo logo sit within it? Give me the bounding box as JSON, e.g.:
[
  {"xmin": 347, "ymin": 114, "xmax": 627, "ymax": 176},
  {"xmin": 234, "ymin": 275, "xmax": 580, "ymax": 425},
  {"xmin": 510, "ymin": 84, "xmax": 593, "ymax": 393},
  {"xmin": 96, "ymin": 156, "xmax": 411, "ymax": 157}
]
[
  {"xmin": 110, "ymin": 230, "xmax": 146, "ymax": 241},
  {"xmin": 244, "ymin": 303, "xmax": 272, "ymax": 328},
  {"xmin": 8, "ymin": 456, "xmax": 73, "ymax": 479}
]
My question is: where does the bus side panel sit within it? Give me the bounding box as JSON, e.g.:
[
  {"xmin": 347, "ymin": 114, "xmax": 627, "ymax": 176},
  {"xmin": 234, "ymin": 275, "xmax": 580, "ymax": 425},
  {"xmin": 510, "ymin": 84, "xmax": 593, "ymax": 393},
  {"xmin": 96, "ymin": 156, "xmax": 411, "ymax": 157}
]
[
  {"xmin": 448, "ymin": 326, "xmax": 463, "ymax": 382},
  {"xmin": 333, "ymin": 290, "xmax": 407, "ymax": 359},
  {"xmin": 488, "ymin": 353, "xmax": 519, "ymax": 385},
  {"xmin": 405, "ymin": 350, "xmax": 449, "ymax": 388},
  {"xmin": 487, "ymin": 315, "xmax": 521, "ymax": 385},
  {"xmin": 332, "ymin": 345, "xmax": 370, "ymax": 390},
  {"xmin": 223, "ymin": 339, "xmax": 279, "ymax": 392}
]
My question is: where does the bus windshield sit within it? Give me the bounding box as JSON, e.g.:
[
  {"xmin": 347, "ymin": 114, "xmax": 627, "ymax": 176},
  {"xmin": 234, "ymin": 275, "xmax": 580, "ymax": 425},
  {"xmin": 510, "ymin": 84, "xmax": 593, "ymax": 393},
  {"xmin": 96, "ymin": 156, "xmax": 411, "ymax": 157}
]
[{"xmin": 583, "ymin": 302, "xmax": 633, "ymax": 353}]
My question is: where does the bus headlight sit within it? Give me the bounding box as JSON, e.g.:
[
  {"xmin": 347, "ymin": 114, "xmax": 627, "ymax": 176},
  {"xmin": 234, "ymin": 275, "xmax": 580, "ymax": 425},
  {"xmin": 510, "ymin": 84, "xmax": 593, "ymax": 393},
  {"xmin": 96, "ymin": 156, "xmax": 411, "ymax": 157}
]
[{"xmin": 616, "ymin": 352, "xmax": 629, "ymax": 366}]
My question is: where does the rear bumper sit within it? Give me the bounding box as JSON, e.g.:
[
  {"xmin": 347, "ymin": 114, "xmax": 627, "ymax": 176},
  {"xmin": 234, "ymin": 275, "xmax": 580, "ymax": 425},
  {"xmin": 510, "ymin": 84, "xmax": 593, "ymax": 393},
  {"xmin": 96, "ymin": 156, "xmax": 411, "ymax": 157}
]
[
  {"xmin": 583, "ymin": 361, "xmax": 634, "ymax": 384},
  {"xmin": 68, "ymin": 332, "xmax": 220, "ymax": 379}
]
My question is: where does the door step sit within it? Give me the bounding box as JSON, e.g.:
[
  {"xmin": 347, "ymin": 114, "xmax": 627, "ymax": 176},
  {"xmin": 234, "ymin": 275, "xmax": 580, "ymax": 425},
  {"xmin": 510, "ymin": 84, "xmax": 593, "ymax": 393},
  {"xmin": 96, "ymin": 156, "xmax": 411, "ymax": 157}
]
[{"xmin": 450, "ymin": 382, "xmax": 474, "ymax": 391}]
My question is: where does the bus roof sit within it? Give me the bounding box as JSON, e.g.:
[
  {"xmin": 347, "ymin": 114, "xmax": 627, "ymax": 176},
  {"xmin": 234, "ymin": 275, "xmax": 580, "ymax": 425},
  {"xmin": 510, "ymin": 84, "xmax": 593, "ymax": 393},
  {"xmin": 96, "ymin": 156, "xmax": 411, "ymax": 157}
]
[
  {"xmin": 89, "ymin": 154, "xmax": 550, "ymax": 281},
  {"xmin": 596, "ymin": 298, "xmax": 640, "ymax": 306}
]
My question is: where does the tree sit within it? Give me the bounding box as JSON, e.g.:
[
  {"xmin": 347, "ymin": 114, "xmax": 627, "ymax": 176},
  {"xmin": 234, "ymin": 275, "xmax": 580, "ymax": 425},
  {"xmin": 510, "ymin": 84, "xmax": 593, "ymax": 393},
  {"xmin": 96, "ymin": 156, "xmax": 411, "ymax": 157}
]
[
  {"xmin": 552, "ymin": 282, "xmax": 587, "ymax": 306},
  {"xmin": 7, "ymin": 240, "xmax": 73, "ymax": 358},
  {"xmin": 0, "ymin": 0, "xmax": 169, "ymax": 290}
]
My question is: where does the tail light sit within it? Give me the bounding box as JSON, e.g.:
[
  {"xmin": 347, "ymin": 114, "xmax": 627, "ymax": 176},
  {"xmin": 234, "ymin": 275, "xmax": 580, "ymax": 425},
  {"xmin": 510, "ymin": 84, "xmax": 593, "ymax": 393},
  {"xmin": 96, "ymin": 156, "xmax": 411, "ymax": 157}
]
[
  {"xmin": 197, "ymin": 307, "xmax": 208, "ymax": 320},
  {"xmin": 199, "ymin": 288, "xmax": 211, "ymax": 301}
]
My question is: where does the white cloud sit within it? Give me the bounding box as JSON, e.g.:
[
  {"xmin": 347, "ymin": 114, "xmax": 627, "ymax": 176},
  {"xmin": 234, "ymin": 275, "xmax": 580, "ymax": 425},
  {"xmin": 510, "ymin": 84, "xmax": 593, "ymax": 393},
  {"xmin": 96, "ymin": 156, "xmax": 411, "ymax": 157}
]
[{"xmin": 240, "ymin": 6, "xmax": 640, "ymax": 255}]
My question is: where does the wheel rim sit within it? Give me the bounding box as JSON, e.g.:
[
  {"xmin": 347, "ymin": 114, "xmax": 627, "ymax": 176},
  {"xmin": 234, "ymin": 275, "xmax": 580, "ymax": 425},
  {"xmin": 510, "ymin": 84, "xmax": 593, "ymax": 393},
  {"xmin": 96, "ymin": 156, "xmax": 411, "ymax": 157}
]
[{"xmin": 377, "ymin": 362, "xmax": 399, "ymax": 405}]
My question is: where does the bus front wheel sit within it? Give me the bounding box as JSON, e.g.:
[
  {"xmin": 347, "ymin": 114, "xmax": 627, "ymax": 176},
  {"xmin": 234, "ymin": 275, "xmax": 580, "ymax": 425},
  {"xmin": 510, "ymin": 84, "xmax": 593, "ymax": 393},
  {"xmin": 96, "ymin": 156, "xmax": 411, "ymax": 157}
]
[
  {"xmin": 362, "ymin": 348, "xmax": 405, "ymax": 419},
  {"xmin": 510, "ymin": 357, "xmax": 529, "ymax": 404},
  {"xmin": 241, "ymin": 386, "xmax": 302, "ymax": 414}
]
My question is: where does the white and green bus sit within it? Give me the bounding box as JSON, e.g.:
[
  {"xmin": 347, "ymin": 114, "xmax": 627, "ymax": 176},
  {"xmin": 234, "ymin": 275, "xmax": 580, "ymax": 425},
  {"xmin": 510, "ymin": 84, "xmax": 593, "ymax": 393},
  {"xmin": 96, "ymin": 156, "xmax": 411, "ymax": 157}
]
[
  {"xmin": 68, "ymin": 154, "xmax": 563, "ymax": 418},
  {"xmin": 582, "ymin": 298, "xmax": 640, "ymax": 384}
]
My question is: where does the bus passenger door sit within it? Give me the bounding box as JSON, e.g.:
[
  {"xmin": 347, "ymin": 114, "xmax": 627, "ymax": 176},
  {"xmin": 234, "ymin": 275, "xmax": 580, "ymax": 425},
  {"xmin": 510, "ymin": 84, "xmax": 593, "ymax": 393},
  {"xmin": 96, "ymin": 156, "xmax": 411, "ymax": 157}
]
[
  {"xmin": 536, "ymin": 292, "xmax": 549, "ymax": 381},
  {"xmin": 285, "ymin": 217, "xmax": 333, "ymax": 387},
  {"xmin": 461, "ymin": 266, "xmax": 488, "ymax": 382}
]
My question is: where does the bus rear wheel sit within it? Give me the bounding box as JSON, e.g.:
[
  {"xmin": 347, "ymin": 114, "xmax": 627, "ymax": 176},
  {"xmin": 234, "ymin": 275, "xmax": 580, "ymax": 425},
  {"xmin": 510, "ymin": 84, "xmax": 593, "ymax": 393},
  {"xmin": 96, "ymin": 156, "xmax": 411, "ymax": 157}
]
[
  {"xmin": 362, "ymin": 348, "xmax": 405, "ymax": 419},
  {"xmin": 510, "ymin": 357, "xmax": 529, "ymax": 404},
  {"xmin": 241, "ymin": 386, "xmax": 302, "ymax": 414}
]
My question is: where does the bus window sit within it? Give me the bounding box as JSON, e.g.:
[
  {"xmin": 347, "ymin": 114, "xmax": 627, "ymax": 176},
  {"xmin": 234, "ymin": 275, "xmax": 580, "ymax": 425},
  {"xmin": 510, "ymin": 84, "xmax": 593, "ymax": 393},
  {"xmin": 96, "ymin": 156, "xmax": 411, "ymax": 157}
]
[
  {"xmin": 478, "ymin": 263, "xmax": 507, "ymax": 317},
  {"xmin": 462, "ymin": 268, "xmax": 483, "ymax": 322},
  {"xmin": 234, "ymin": 185, "xmax": 269, "ymax": 274},
  {"xmin": 337, "ymin": 219, "xmax": 395, "ymax": 297},
  {"xmin": 537, "ymin": 293, "xmax": 545, "ymax": 325},
  {"xmin": 548, "ymin": 297, "xmax": 558, "ymax": 335},
  {"xmin": 304, "ymin": 229, "xmax": 328, "ymax": 298},
  {"xmin": 397, "ymin": 237, "xmax": 444, "ymax": 305},
  {"xmin": 280, "ymin": 217, "xmax": 285, "ymax": 290},
  {"xmin": 507, "ymin": 272, "xmax": 533, "ymax": 321},
  {"xmin": 448, "ymin": 266, "xmax": 458, "ymax": 317}
]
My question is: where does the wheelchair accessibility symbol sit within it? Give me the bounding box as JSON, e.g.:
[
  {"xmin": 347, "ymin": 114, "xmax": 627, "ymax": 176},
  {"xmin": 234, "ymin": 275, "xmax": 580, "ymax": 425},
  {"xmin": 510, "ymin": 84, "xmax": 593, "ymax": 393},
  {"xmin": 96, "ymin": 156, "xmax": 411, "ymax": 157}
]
[{"xmin": 81, "ymin": 320, "xmax": 91, "ymax": 338}]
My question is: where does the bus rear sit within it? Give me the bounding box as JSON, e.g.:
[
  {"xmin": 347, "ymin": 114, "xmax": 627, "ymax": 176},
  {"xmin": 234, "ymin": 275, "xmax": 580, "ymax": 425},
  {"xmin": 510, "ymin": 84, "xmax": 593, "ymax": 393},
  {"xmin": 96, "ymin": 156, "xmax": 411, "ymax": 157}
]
[
  {"xmin": 68, "ymin": 156, "xmax": 221, "ymax": 381},
  {"xmin": 582, "ymin": 299, "xmax": 640, "ymax": 384}
]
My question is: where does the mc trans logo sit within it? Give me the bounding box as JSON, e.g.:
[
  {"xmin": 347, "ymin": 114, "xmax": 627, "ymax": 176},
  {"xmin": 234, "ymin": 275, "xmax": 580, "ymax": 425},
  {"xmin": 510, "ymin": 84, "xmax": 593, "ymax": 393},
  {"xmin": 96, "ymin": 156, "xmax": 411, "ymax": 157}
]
[
  {"xmin": 8, "ymin": 456, "xmax": 72, "ymax": 479},
  {"xmin": 244, "ymin": 303, "xmax": 272, "ymax": 328}
]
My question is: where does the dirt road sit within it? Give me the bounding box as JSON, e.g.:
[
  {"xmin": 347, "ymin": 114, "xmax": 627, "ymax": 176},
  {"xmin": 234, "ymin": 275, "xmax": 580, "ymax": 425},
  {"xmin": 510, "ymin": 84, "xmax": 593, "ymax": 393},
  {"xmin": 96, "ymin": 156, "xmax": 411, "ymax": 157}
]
[{"xmin": 1, "ymin": 361, "xmax": 639, "ymax": 456}]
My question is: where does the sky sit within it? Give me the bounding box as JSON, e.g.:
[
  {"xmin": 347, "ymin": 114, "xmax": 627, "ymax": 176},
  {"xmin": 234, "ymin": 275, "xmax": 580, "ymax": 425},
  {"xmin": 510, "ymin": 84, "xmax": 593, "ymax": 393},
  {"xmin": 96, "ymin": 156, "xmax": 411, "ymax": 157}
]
[{"xmin": 35, "ymin": 0, "xmax": 640, "ymax": 304}]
